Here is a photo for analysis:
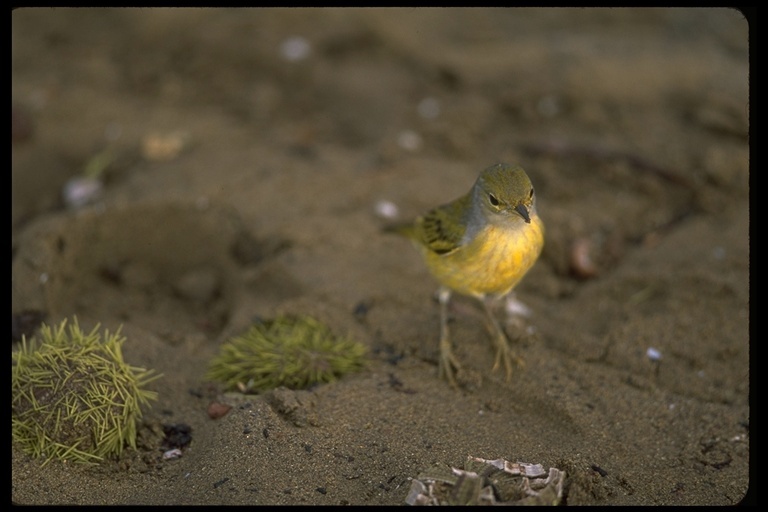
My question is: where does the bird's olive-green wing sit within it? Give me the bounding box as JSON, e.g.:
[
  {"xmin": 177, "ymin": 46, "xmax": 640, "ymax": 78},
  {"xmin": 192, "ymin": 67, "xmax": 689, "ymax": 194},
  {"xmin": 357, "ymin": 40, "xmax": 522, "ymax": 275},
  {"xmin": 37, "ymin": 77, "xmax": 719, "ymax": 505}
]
[{"xmin": 416, "ymin": 195, "xmax": 470, "ymax": 255}]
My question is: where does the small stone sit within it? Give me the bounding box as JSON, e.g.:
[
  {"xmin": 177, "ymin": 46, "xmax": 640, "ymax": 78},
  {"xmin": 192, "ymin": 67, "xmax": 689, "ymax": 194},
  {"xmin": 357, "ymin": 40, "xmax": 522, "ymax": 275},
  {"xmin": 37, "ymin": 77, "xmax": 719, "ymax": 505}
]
[
  {"xmin": 63, "ymin": 176, "xmax": 103, "ymax": 209},
  {"xmin": 141, "ymin": 132, "xmax": 188, "ymax": 162},
  {"xmin": 374, "ymin": 200, "xmax": 399, "ymax": 220},
  {"xmin": 280, "ymin": 36, "xmax": 311, "ymax": 61},
  {"xmin": 207, "ymin": 401, "xmax": 232, "ymax": 420},
  {"xmin": 646, "ymin": 347, "xmax": 662, "ymax": 361}
]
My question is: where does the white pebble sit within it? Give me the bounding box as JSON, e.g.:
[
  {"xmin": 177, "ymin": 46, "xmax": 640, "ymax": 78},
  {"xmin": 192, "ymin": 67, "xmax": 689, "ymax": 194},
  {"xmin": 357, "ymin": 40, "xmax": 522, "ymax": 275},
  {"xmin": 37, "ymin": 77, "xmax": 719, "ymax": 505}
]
[
  {"xmin": 397, "ymin": 130, "xmax": 422, "ymax": 151},
  {"xmin": 374, "ymin": 200, "xmax": 399, "ymax": 220},
  {"xmin": 63, "ymin": 176, "xmax": 103, "ymax": 209},
  {"xmin": 280, "ymin": 36, "xmax": 311, "ymax": 61},
  {"xmin": 646, "ymin": 347, "xmax": 662, "ymax": 361},
  {"xmin": 505, "ymin": 296, "xmax": 532, "ymax": 318}
]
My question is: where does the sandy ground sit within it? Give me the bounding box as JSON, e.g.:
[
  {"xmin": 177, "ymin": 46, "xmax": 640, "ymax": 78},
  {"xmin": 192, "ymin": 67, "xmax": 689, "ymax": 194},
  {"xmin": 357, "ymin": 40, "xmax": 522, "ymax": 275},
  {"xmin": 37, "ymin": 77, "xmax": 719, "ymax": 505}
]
[{"xmin": 12, "ymin": 8, "xmax": 751, "ymax": 505}]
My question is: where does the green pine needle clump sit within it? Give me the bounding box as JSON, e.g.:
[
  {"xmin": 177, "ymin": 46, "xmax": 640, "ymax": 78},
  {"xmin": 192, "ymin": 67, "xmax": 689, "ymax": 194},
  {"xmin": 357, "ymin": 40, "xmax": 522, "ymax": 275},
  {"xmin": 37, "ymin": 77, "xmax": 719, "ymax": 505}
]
[
  {"xmin": 12, "ymin": 318, "xmax": 161, "ymax": 465},
  {"xmin": 206, "ymin": 314, "xmax": 367, "ymax": 393}
]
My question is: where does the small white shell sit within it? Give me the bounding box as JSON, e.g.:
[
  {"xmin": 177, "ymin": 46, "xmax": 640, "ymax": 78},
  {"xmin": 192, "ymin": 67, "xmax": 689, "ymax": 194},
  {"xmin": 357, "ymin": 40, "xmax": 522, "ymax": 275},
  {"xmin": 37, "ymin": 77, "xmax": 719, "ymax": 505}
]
[{"xmin": 162, "ymin": 448, "xmax": 183, "ymax": 460}]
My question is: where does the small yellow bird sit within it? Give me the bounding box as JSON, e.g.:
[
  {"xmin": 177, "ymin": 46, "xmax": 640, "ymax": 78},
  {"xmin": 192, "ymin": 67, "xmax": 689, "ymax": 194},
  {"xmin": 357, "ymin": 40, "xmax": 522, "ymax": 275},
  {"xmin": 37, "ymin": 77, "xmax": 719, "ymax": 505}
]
[{"xmin": 389, "ymin": 163, "xmax": 545, "ymax": 387}]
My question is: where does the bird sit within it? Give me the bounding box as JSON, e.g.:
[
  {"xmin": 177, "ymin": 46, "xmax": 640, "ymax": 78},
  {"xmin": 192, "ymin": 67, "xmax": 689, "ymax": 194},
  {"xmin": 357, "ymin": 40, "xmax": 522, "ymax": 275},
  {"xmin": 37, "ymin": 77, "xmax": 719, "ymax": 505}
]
[{"xmin": 388, "ymin": 163, "xmax": 545, "ymax": 387}]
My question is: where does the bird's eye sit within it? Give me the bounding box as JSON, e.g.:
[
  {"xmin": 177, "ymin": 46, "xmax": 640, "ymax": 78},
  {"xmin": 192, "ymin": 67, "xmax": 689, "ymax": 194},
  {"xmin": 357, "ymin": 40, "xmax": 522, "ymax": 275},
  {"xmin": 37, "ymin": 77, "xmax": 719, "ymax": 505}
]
[
  {"xmin": 488, "ymin": 193, "xmax": 500, "ymax": 207},
  {"xmin": 529, "ymin": 188, "xmax": 535, "ymax": 199}
]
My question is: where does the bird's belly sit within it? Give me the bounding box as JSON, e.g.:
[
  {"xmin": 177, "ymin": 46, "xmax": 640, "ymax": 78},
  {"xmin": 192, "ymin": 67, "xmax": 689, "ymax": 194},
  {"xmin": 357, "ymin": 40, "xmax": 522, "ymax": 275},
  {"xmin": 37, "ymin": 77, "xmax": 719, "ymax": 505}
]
[{"xmin": 425, "ymin": 219, "xmax": 544, "ymax": 298}]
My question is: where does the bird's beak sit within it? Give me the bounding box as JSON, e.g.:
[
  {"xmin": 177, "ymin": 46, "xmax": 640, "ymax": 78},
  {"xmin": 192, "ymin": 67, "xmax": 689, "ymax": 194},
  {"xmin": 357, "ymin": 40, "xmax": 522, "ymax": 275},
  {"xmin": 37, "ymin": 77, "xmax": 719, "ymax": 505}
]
[{"xmin": 515, "ymin": 204, "xmax": 531, "ymax": 223}]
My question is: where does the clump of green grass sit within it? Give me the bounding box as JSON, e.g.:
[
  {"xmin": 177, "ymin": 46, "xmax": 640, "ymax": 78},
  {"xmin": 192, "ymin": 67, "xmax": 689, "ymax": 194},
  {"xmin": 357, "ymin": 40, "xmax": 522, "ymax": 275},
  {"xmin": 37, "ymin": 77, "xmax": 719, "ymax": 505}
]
[
  {"xmin": 12, "ymin": 318, "xmax": 161, "ymax": 465},
  {"xmin": 206, "ymin": 314, "xmax": 366, "ymax": 393}
]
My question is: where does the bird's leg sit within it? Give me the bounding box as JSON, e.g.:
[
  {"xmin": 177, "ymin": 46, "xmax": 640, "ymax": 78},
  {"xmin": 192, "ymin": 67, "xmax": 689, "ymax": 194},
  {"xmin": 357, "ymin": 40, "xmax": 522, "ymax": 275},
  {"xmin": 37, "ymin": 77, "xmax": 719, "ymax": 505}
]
[
  {"xmin": 437, "ymin": 287, "xmax": 461, "ymax": 387},
  {"xmin": 482, "ymin": 295, "xmax": 524, "ymax": 381}
]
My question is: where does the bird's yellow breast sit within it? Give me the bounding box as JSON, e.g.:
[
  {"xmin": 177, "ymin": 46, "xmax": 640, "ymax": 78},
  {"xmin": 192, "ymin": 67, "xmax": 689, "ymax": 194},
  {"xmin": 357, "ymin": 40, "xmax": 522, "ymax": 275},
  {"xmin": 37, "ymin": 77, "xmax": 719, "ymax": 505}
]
[{"xmin": 421, "ymin": 216, "xmax": 544, "ymax": 298}]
